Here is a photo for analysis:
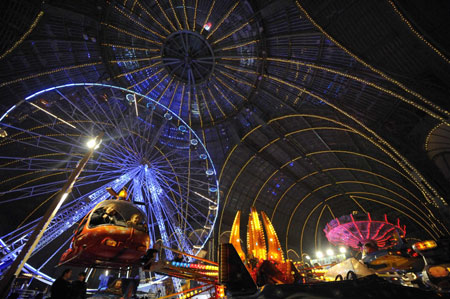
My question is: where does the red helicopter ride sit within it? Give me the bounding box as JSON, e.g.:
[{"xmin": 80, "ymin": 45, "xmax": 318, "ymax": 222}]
[{"xmin": 59, "ymin": 187, "xmax": 150, "ymax": 268}]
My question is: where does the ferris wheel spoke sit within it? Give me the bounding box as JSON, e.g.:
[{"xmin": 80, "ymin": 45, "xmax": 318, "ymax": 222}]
[
  {"xmin": 144, "ymin": 122, "xmax": 169, "ymax": 162},
  {"xmin": 0, "ymin": 170, "xmax": 127, "ymax": 203},
  {"xmin": 155, "ymin": 169, "xmax": 209, "ymax": 187},
  {"xmin": 81, "ymin": 95, "xmax": 136, "ymax": 152},
  {"xmin": 17, "ymin": 112, "xmax": 80, "ymax": 141},
  {"xmin": 138, "ymin": 111, "xmax": 156, "ymax": 155},
  {"xmin": 156, "ymin": 183, "xmax": 212, "ymax": 215},
  {"xmin": 159, "ymin": 167, "xmax": 207, "ymax": 183},
  {"xmin": 157, "ymin": 198, "xmax": 194, "ymax": 253},
  {"xmin": 101, "ymin": 141, "xmax": 139, "ymax": 162},
  {"xmin": 101, "ymin": 88, "xmax": 143, "ymax": 151},
  {"xmin": 1, "ymin": 167, "xmax": 123, "ymax": 193},
  {"xmin": 152, "ymin": 155, "xmax": 204, "ymax": 168},
  {"xmin": 49, "ymin": 101, "xmax": 94, "ymax": 135},
  {"xmin": 150, "ymin": 151, "xmax": 192, "ymax": 165},
  {"xmin": 0, "ymin": 124, "xmax": 87, "ymax": 155},
  {"xmin": 154, "ymin": 171, "xmax": 209, "ymax": 193},
  {"xmin": 58, "ymin": 88, "xmax": 135, "ymax": 154},
  {"xmin": 0, "ymin": 159, "xmax": 121, "ymax": 171},
  {"xmin": 99, "ymin": 144, "xmax": 137, "ymax": 165},
  {"xmin": 94, "ymin": 149, "xmax": 131, "ymax": 166},
  {"xmin": 54, "ymin": 89, "xmax": 102, "ymax": 129},
  {"xmin": 162, "ymin": 197, "xmax": 208, "ymax": 234}
]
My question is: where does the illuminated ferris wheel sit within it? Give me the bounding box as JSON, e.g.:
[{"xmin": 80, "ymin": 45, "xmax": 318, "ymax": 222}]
[{"xmin": 0, "ymin": 83, "xmax": 219, "ymax": 285}]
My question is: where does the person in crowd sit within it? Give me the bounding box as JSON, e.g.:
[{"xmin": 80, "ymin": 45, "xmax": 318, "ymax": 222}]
[
  {"xmin": 69, "ymin": 272, "xmax": 87, "ymax": 299},
  {"xmin": 90, "ymin": 204, "xmax": 118, "ymax": 225},
  {"xmin": 51, "ymin": 269, "xmax": 72, "ymax": 299}
]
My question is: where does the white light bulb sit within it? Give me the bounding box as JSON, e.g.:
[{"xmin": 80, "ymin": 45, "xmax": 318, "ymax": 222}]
[{"xmin": 86, "ymin": 139, "xmax": 96, "ymax": 148}]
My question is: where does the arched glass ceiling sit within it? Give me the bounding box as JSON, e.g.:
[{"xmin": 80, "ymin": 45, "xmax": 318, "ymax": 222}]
[{"xmin": 218, "ymin": 112, "xmax": 449, "ymax": 256}]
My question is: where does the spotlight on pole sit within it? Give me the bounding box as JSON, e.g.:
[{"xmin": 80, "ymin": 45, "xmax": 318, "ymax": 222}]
[
  {"xmin": 339, "ymin": 247, "xmax": 346, "ymax": 254},
  {"xmin": 316, "ymin": 251, "xmax": 323, "ymax": 258},
  {"xmin": 326, "ymin": 249, "xmax": 334, "ymax": 256}
]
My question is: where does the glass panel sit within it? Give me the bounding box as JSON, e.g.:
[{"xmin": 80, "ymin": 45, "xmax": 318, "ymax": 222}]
[{"xmin": 88, "ymin": 200, "xmax": 148, "ymax": 232}]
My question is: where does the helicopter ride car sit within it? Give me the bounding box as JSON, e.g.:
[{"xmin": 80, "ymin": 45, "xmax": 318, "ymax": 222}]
[{"xmin": 59, "ymin": 188, "xmax": 150, "ymax": 268}]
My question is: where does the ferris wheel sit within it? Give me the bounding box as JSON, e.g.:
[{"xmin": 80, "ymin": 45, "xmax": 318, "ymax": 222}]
[{"xmin": 0, "ymin": 83, "xmax": 219, "ymax": 285}]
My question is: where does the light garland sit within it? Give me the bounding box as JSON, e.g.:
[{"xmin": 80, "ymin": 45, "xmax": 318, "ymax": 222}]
[
  {"xmin": 200, "ymin": 89, "xmax": 215, "ymax": 124},
  {"xmin": 213, "ymin": 74, "xmax": 247, "ymax": 100},
  {"xmin": 154, "ymin": 0, "xmax": 177, "ymax": 31},
  {"xmin": 0, "ymin": 11, "xmax": 44, "ymax": 60},
  {"xmin": 219, "ymin": 40, "xmax": 258, "ymax": 51},
  {"xmin": 200, "ymin": 0, "xmax": 215, "ymax": 34},
  {"xmin": 168, "ymin": 0, "xmax": 183, "ymax": 29},
  {"xmin": 182, "ymin": 0, "xmax": 189, "ymax": 30},
  {"xmin": 295, "ymin": 0, "xmax": 450, "ymax": 118},
  {"xmin": 265, "ymin": 72, "xmax": 444, "ymax": 206},
  {"xmin": 135, "ymin": 1, "xmax": 171, "ymax": 34},
  {"xmin": 212, "ymin": 84, "xmax": 237, "ymax": 110},
  {"xmin": 101, "ymin": 43, "xmax": 158, "ymax": 52},
  {"xmin": 100, "ymin": 23, "xmax": 162, "ymax": 46},
  {"xmin": 212, "ymin": 21, "xmax": 251, "ymax": 45},
  {"xmin": 218, "ymin": 109, "xmax": 446, "ymax": 238},
  {"xmin": 0, "ymin": 62, "xmax": 102, "ymax": 88},
  {"xmin": 114, "ymin": 61, "xmax": 162, "ymax": 79},
  {"xmin": 112, "ymin": 4, "xmax": 165, "ymax": 39},
  {"xmin": 425, "ymin": 122, "xmax": 445, "ymax": 151},
  {"xmin": 207, "ymin": 87, "xmax": 226, "ymax": 117},
  {"xmin": 207, "ymin": 1, "xmax": 240, "ymax": 40},
  {"xmin": 193, "ymin": 0, "xmax": 198, "ymax": 31},
  {"xmin": 127, "ymin": 68, "xmax": 164, "ymax": 89},
  {"xmin": 219, "ymin": 70, "xmax": 255, "ymax": 88},
  {"xmin": 388, "ymin": 0, "xmax": 450, "ymax": 64},
  {"xmin": 267, "ymin": 57, "xmax": 450, "ymax": 125}
]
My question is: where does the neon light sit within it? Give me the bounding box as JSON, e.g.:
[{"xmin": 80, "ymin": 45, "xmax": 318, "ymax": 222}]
[{"xmin": 324, "ymin": 214, "xmax": 406, "ymax": 249}]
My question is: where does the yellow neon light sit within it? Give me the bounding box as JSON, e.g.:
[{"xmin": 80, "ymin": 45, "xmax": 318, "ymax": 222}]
[
  {"xmin": 261, "ymin": 211, "xmax": 284, "ymax": 263},
  {"xmin": 230, "ymin": 211, "xmax": 246, "ymax": 261}
]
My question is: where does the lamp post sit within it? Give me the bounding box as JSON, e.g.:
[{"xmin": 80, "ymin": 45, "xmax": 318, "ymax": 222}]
[{"xmin": 0, "ymin": 133, "xmax": 103, "ymax": 296}]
